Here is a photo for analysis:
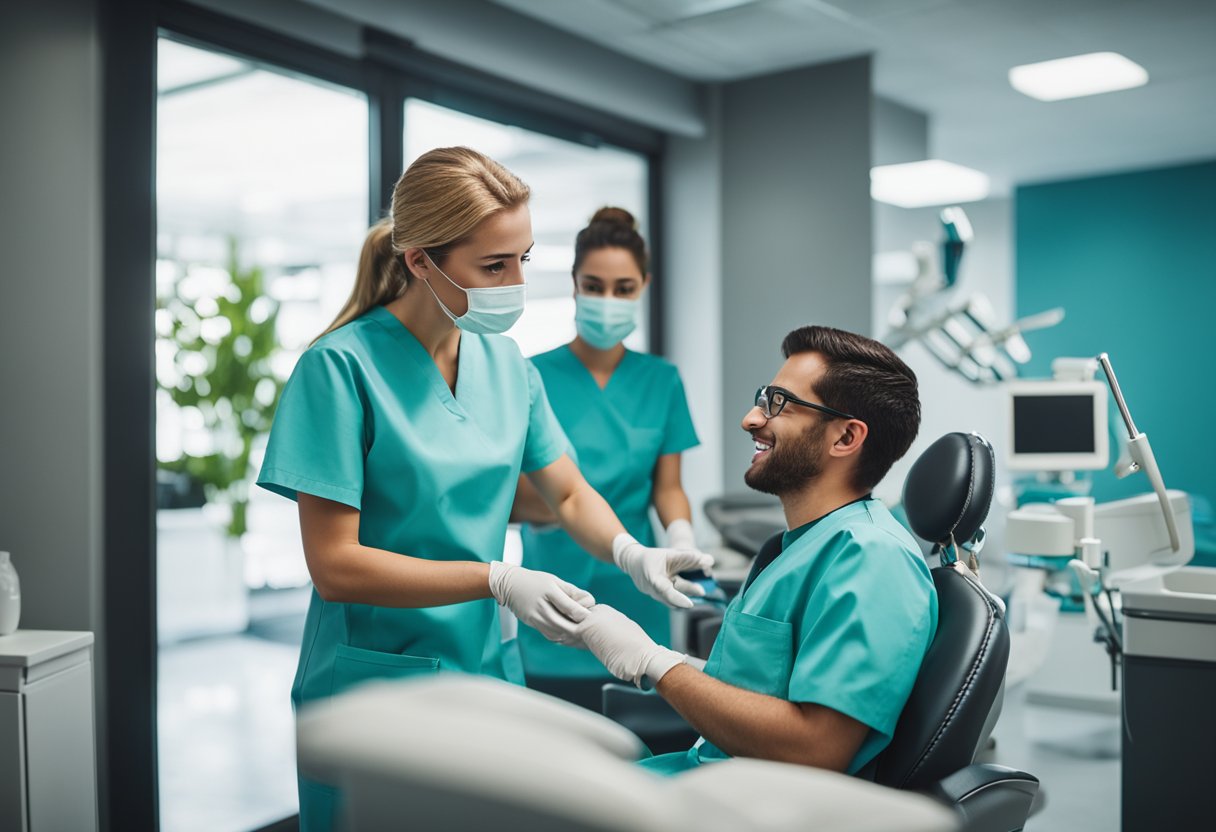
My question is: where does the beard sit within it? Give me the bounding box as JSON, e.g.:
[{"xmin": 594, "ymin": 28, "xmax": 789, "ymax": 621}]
[{"xmin": 744, "ymin": 420, "xmax": 828, "ymax": 496}]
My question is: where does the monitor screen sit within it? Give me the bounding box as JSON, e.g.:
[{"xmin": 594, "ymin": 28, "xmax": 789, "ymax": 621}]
[
  {"xmin": 1012, "ymin": 394, "xmax": 1096, "ymax": 454},
  {"xmin": 1007, "ymin": 379, "xmax": 1108, "ymax": 472}
]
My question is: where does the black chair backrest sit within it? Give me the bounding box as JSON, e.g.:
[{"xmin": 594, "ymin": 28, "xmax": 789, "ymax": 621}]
[
  {"xmin": 867, "ymin": 432, "xmax": 1008, "ymax": 790},
  {"xmin": 869, "ymin": 566, "xmax": 1009, "ymax": 789}
]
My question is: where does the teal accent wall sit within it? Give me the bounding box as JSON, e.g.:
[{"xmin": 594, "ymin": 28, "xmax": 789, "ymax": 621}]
[{"xmin": 1016, "ymin": 160, "xmax": 1216, "ymax": 520}]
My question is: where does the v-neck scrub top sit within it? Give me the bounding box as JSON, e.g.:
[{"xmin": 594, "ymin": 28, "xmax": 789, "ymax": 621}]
[
  {"xmin": 639, "ymin": 499, "xmax": 938, "ymax": 776},
  {"xmin": 519, "ymin": 345, "xmax": 699, "ymax": 678},
  {"xmin": 257, "ymin": 305, "xmax": 570, "ymax": 708}
]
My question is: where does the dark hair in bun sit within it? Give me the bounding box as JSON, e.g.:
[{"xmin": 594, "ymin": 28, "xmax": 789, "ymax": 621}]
[{"xmin": 573, "ymin": 206, "xmax": 648, "ymax": 277}]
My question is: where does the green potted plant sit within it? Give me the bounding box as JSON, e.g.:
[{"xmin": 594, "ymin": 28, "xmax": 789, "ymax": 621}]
[
  {"xmin": 159, "ymin": 238, "xmax": 284, "ymax": 538},
  {"xmin": 156, "ymin": 238, "xmax": 285, "ymax": 642}
]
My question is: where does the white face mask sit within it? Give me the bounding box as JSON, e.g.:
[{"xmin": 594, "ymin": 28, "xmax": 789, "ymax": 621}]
[
  {"xmin": 422, "ymin": 252, "xmax": 526, "ymax": 335},
  {"xmin": 574, "ymin": 294, "xmax": 639, "ymax": 350}
]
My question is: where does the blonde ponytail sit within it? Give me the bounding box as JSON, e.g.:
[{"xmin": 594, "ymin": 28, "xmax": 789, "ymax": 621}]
[
  {"xmin": 314, "ymin": 220, "xmax": 405, "ymax": 342},
  {"xmin": 315, "ymin": 147, "xmax": 530, "ymax": 342}
]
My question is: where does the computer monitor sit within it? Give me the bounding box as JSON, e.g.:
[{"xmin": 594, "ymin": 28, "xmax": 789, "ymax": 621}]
[{"xmin": 1007, "ymin": 380, "xmax": 1109, "ymax": 471}]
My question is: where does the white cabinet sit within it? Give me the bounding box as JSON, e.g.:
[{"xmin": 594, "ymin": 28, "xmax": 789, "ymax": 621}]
[{"xmin": 0, "ymin": 631, "xmax": 97, "ymax": 832}]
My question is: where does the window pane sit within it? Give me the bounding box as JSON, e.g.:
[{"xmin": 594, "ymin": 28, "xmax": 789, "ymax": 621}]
[
  {"xmin": 403, "ymin": 98, "xmax": 650, "ymax": 356},
  {"xmin": 156, "ymin": 36, "xmax": 368, "ymax": 832}
]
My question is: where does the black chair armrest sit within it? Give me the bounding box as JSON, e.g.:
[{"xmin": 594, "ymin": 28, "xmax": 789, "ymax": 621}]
[
  {"xmin": 601, "ymin": 684, "xmax": 700, "ymax": 756},
  {"xmin": 927, "ymin": 764, "xmax": 1038, "ymax": 832},
  {"xmin": 695, "ymin": 616, "xmax": 723, "ymax": 657},
  {"xmin": 671, "ymin": 606, "xmax": 724, "ymax": 657}
]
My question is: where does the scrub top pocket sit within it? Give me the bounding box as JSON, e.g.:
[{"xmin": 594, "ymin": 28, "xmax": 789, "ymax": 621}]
[
  {"xmin": 331, "ymin": 644, "xmax": 439, "ymax": 697},
  {"xmin": 706, "ymin": 608, "xmax": 793, "ymax": 699}
]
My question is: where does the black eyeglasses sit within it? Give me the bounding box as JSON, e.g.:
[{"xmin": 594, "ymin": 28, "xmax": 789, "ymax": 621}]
[{"xmin": 754, "ymin": 385, "xmax": 856, "ymax": 421}]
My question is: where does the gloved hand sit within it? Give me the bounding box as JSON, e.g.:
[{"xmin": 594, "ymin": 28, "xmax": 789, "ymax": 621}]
[
  {"xmin": 665, "ymin": 518, "xmax": 698, "ymax": 551},
  {"xmin": 612, "ymin": 533, "xmax": 714, "ymax": 609},
  {"xmin": 488, "ymin": 561, "xmax": 595, "ymax": 645},
  {"xmin": 576, "ymin": 604, "xmax": 686, "ymax": 688}
]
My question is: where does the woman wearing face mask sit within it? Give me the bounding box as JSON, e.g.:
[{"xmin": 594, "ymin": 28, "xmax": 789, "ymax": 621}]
[
  {"xmin": 257, "ymin": 152, "xmax": 711, "ymax": 831},
  {"xmin": 511, "ymin": 207, "xmax": 701, "ymax": 710}
]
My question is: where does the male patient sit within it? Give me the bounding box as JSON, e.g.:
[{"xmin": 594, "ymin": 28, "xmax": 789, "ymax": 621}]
[{"xmin": 576, "ymin": 325, "xmax": 937, "ymax": 776}]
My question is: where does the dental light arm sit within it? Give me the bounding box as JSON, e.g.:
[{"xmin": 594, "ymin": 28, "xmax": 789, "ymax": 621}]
[
  {"xmin": 882, "ymin": 207, "xmax": 1064, "ymax": 384},
  {"xmin": 1098, "ymin": 353, "xmax": 1181, "ymax": 553},
  {"xmin": 940, "ymin": 206, "xmax": 973, "ymax": 288}
]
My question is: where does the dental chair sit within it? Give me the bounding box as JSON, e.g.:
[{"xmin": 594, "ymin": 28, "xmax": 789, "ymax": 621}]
[
  {"xmin": 605, "ymin": 432, "xmax": 1037, "ymax": 831},
  {"xmin": 296, "ymin": 676, "xmax": 959, "ymax": 832}
]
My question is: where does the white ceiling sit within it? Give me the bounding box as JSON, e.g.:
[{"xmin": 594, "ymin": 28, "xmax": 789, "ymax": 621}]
[{"xmin": 490, "ymin": 0, "xmax": 1216, "ymax": 193}]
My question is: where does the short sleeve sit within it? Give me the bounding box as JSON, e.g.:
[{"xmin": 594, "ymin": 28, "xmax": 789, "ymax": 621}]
[
  {"xmin": 521, "ymin": 360, "xmax": 571, "ymax": 473},
  {"xmin": 786, "ymin": 532, "xmax": 936, "ymax": 741},
  {"xmin": 660, "ymin": 368, "xmax": 700, "ymax": 455},
  {"xmin": 256, "ymin": 346, "xmax": 368, "ymax": 509}
]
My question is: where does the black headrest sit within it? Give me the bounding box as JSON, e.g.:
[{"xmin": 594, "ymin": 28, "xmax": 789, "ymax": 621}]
[{"xmin": 902, "ymin": 432, "xmax": 995, "ymax": 549}]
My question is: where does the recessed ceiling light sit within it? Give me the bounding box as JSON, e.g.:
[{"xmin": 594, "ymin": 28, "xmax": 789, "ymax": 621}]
[
  {"xmin": 1009, "ymin": 52, "xmax": 1148, "ymax": 101},
  {"xmin": 871, "ymin": 160, "xmax": 990, "ymax": 209}
]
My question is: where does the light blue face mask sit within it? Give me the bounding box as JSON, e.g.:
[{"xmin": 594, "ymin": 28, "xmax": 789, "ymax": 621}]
[
  {"xmin": 424, "ymin": 252, "xmax": 526, "ymax": 335},
  {"xmin": 574, "ymin": 294, "xmax": 639, "ymax": 350}
]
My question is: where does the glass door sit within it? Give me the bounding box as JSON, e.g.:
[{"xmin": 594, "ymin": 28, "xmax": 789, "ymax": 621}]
[{"xmin": 155, "ymin": 35, "xmax": 368, "ymax": 832}]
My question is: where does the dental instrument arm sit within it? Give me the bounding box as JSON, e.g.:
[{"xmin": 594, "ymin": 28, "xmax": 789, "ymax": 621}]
[{"xmin": 1098, "ymin": 353, "xmax": 1181, "ymax": 553}]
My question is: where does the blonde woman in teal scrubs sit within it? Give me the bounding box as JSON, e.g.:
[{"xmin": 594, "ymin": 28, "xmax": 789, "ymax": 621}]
[
  {"xmin": 256, "ymin": 150, "xmax": 712, "ymax": 832},
  {"xmin": 511, "ymin": 207, "xmax": 701, "ymax": 710}
]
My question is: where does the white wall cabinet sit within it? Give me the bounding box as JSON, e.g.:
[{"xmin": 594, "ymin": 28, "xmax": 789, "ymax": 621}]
[{"xmin": 0, "ymin": 631, "xmax": 97, "ymax": 832}]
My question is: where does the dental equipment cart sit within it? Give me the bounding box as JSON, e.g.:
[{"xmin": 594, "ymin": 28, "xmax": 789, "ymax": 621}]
[{"xmin": 1120, "ymin": 568, "xmax": 1216, "ymax": 830}]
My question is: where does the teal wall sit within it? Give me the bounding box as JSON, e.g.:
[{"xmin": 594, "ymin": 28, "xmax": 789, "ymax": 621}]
[{"xmin": 1016, "ymin": 160, "xmax": 1216, "ymax": 520}]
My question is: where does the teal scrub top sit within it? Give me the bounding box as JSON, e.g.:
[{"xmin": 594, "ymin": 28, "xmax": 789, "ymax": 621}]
[
  {"xmin": 640, "ymin": 499, "xmax": 938, "ymax": 776},
  {"xmin": 519, "ymin": 346, "xmax": 699, "ymax": 678},
  {"xmin": 257, "ymin": 305, "xmax": 570, "ymax": 707}
]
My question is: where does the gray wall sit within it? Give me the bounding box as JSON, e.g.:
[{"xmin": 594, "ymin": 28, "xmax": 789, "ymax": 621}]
[
  {"xmin": 0, "ymin": 0, "xmax": 106, "ymax": 812},
  {"xmin": 718, "ymin": 57, "xmax": 875, "ymax": 487},
  {"xmin": 873, "ymin": 96, "xmax": 928, "ymax": 167},
  {"xmin": 663, "ymin": 87, "xmax": 724, "ymax": 536},
  {"xmin": 0, "ymin": 1, "xmax": 104, "ymax": 636}
]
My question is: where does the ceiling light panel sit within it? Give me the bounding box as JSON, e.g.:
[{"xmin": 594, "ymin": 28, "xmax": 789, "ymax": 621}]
[
  {"xmin": 1009, "ymin": 52, "xmax": 1149, "ymax": 101},
  {"xmin": 871, "ymin": 160, "xmax": 990, "ymax": 208},
  {"xmin": 612, "ymin": 0, "xmax": 763, "ymax": 25}
]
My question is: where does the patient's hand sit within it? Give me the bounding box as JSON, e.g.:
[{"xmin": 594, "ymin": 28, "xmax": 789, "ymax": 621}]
[{"xmin": 577, "ymin": 605, "xmax": 684, "ymax": 687}]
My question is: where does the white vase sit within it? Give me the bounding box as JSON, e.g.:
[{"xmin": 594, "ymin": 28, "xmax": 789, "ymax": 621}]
[{"xmin": 0, "ymin": 551, "xmax": 20, "ymax": 636}]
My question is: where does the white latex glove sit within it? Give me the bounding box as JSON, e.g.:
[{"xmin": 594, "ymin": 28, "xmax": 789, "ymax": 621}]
[
  {"xmin": 665, "ymin": 518, "xmax": 698, "ymax": 551},
  {"xmin": 576, "ymin": 604, "xmax": 685, "ymax": 688},
  {"xmin": 488, "ymin": 561, "xmax": 595, "ymax": 645},
  {"xmin": 612, "ymin": 533, "xmax": 713, "ymax": 609}
]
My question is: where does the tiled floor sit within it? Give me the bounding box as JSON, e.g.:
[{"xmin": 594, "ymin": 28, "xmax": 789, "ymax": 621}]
[
  {"xmin": 158, "ymin": 591, "xmax": 308, "ymax": 832},
  {"xmin": 989, "ymin": 683, "xmax": 1122, "ymax": 831}
]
